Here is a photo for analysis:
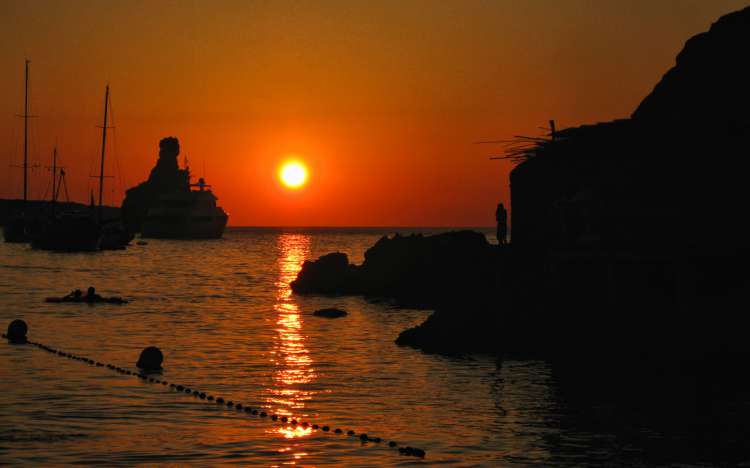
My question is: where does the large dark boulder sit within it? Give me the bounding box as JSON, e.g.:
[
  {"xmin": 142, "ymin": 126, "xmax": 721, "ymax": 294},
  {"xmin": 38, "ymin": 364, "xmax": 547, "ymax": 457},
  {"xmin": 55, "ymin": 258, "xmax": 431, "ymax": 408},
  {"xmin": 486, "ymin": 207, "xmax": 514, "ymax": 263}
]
[
  {"xmin": 358, "ymin": 230, "xmax": 495, "ymax": 307},
  {"xmin": 396, "ymin": 305, "xmax": 503, "ymax": 355},
  {"xmin": 291, "ymin": 252, "xmax": 357, "ymax": 294},
  {"xmin": 291, "ymin": 231, "xmax": 497, "ymax": 307}
]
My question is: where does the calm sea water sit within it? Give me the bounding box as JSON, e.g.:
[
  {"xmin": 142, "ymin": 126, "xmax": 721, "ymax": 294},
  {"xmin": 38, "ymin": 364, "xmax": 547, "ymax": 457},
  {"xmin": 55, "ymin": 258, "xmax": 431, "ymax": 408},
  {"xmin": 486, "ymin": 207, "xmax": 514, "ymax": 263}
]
[{"xmin": 0, "ymin": 228, "xmax": 739, "ymax": 466}]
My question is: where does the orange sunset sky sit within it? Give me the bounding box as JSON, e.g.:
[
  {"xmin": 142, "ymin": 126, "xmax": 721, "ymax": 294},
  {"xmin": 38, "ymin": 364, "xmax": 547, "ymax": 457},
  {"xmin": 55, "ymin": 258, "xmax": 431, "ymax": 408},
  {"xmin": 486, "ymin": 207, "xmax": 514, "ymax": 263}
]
[{"xmin": 0, "ymin": 0, "xmax": 746, "ymax": 226}]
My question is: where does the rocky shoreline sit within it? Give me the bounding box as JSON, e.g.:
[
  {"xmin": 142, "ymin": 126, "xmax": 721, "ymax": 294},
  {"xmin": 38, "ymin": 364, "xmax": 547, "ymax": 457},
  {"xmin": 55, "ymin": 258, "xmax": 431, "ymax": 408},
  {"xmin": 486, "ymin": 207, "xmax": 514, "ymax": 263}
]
[
  {"xmin": 292, "ymin": 230, "xmax": 515, "ymax": 355},
  {"xmin": 292, "ymin": 227, "xmax": 750, "ymax": 358},
  {"xmin": 292, "ymin": 6, "xmax": 750, "ymax": 359}
]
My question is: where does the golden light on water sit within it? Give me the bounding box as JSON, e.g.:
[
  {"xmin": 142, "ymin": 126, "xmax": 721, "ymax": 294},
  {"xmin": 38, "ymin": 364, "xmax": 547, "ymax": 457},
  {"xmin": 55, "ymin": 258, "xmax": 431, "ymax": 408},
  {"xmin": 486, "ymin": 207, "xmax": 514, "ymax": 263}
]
[
  {"xmin": 279, "ymin": 161, "xmax": 308, "ymax": 189},
  {"xmin": 278, "ymin": 425, "xmax": 313, "ymax": 439},
  {"xmin": 270, "ymin": 233, "xmax": 315, "ymax": 444}
]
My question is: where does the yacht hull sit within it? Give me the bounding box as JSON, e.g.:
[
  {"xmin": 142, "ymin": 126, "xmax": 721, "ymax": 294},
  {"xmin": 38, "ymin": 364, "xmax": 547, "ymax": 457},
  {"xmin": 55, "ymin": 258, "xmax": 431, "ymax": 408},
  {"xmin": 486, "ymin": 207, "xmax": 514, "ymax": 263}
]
[
  {"xmin": 141, "ymin": 215, "xmax": 227, "ymax": 239},
  {"xmin": 29, "ymin": 216, "xmax": 102, "ymax": 252},
  {"xmin": 2, "ymin": 216, "xmax": 27, "ymax": 243}
]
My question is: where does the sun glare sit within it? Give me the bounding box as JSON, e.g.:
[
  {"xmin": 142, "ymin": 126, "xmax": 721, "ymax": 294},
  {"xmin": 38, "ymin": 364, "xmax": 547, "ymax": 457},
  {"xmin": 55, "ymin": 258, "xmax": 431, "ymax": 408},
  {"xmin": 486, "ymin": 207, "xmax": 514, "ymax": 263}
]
[{"xmin": 279, "ymin": 161, "xmax": 308, "ymax": 189}]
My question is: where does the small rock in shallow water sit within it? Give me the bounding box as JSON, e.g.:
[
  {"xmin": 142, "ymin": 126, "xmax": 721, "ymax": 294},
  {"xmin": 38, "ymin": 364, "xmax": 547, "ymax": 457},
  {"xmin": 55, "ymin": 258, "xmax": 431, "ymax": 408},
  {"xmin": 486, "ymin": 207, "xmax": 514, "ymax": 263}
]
[{"xmin": 312, "ymin": 308, "xmax": 348, "ymax": 318}]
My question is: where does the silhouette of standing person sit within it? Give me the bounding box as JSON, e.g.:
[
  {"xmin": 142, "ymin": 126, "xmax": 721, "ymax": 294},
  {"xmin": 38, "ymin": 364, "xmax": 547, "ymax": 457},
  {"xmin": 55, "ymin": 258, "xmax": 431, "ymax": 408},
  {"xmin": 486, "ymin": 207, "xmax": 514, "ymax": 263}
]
[{"xmin": 495, "ymin": 203, "xmax": 508, "ymax": 245}]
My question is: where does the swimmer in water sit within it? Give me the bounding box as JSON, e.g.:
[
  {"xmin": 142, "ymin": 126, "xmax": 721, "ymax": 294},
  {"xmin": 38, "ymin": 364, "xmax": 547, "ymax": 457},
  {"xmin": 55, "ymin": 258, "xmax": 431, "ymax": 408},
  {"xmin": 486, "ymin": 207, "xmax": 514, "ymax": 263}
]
[
  {"xmin": 84, "ymin": 286, "xmax": 103, "ymax": 303},
  {"xmin": 63, "ymin": 289, "xmax": 83, "ymax": 302}
]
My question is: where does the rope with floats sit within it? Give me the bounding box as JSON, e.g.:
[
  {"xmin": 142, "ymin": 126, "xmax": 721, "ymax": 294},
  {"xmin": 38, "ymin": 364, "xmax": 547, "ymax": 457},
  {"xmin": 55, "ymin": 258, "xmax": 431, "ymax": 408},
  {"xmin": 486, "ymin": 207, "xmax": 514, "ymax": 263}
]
[{"xmin": 3, "ymin": 320, "xmax": 427, "ymax": 459}]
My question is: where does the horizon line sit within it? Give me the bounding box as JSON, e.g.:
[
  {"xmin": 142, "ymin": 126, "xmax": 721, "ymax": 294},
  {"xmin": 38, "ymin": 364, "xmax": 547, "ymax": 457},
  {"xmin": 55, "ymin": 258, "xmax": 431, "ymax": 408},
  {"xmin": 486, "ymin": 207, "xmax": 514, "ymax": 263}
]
[{"xmin": 226, "ymin": 225, "xmax": 495, "ymax": 229}]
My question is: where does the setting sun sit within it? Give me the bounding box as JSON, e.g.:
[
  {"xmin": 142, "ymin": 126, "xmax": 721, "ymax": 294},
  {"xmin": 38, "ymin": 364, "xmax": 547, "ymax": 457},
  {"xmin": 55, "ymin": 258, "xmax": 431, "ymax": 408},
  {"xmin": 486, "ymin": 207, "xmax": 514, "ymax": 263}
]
[{"xmin": 279, "ymin": 161, "xmax": 308, "ymax": 189}]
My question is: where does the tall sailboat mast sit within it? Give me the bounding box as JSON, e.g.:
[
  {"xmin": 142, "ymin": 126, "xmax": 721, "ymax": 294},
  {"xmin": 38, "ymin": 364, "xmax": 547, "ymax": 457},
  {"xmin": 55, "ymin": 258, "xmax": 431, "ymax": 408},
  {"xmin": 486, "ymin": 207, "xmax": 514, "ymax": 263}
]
[
  {"xmin": 97, "ymin": 84, "xmax": 109, "ymax": 224},
  {"xmin": 51, "ymin": 147, "xmax": 57, "ymax": 203},
  {"xmin": 22, "ymin": 59, "xmax": 29, "ymax": 205}
]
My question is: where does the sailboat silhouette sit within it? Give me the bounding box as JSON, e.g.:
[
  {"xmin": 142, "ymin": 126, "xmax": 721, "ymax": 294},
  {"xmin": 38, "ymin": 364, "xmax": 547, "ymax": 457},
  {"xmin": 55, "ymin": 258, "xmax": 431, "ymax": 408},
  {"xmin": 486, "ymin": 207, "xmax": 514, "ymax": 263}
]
[
  {"xmin": 3, "ymin": 60, "xmax": 33, "ymax": 243},
  {"xmin": 30, "ymin": 85, "xmax": 133, "ymax": 251}
]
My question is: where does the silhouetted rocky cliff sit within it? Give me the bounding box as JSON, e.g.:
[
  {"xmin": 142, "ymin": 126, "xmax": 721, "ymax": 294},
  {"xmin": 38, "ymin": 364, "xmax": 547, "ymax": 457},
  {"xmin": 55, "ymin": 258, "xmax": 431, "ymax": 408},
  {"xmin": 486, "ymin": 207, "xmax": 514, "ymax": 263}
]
[
  {"xmin": 633, "ymin": 6, "xmax": 750, "ymax": 127},
  {"xmin": 293, "ymin": 6, "xmax": 750, "ymax": 358},
  {"xmin": 512, "ymin": 5, "xmax": 750, "ymax": 254},
  {"xmin": 122, "ymin": 137, "xmax": 190, "ymax": 233}
]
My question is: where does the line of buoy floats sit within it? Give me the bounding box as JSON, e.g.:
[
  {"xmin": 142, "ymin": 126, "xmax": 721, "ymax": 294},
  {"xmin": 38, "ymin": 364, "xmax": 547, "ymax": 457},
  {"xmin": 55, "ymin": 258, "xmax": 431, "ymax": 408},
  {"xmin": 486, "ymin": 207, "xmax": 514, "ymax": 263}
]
[{"xmin": 3, "ymin": 320, "xmax": 427, "ymax": 459}]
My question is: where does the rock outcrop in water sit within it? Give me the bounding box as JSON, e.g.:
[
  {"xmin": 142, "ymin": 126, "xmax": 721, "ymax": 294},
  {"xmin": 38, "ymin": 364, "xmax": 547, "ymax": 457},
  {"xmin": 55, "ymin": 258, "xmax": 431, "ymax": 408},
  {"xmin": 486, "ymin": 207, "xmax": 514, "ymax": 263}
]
[
  {"xmin": 293, "ymin": 230, "xmax": 513, "ymax": 354},
  {"xmin": 292, "ymin": 231, "xmax": 498, "ymax": 308},
  {"xmin": 312, "ymin": 308, "xmax": 348, "ymax": 318},
  {"xmin": 121, "ymin": 137, "xmax": 190, "ymax": 233}
]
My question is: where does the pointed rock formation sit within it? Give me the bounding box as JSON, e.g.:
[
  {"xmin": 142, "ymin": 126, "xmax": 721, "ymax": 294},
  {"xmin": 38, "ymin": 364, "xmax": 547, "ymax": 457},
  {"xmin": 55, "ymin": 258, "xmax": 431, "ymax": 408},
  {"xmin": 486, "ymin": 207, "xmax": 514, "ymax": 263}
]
[{"xmin": 122, "ymin": 137, "xmax": 190, "ymax": 233}]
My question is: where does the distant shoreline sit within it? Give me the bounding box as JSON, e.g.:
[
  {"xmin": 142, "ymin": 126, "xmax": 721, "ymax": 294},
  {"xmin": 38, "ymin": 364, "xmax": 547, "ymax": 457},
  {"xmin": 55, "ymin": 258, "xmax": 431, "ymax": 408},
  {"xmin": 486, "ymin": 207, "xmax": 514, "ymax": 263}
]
[
  {"xmin": 224, "ymin": 225, "xmax": 495, "ymax": 230},
  {"xmin": 1, "ymin": 198, "xmax": 495, "ymax": 231}
]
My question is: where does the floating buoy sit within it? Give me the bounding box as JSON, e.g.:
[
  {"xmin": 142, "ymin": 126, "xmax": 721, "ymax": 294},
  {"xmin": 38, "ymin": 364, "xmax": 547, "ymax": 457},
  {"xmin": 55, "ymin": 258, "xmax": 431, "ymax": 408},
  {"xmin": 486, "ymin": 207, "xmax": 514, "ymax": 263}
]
[
  {"xmin": 136, "ymin": 346, "xmax": 163, "ymax": 371},
  {"xmin": 6, "ymin": 319, "xmax": 28, "ymax": 344}
]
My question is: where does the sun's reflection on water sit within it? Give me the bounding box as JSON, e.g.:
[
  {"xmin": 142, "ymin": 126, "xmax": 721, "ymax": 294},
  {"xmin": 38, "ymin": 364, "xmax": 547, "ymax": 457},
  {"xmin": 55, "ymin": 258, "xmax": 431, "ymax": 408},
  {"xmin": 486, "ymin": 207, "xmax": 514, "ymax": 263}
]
[{"xmin": 269, "ymin": 234, "xmax": 315, "ymax": 445}]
